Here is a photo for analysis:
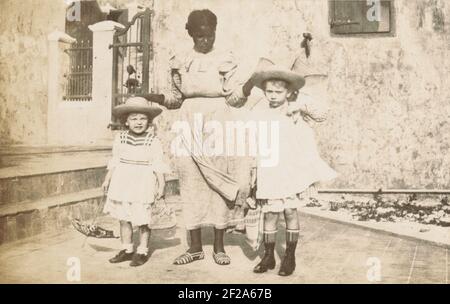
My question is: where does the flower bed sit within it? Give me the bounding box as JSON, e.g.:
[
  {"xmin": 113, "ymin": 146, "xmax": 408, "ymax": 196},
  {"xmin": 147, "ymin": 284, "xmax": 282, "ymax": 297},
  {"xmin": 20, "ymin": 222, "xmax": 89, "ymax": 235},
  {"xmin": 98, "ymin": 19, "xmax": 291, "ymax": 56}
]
[{"xmin": 307, "ymin": 193, "xmax": 450, "ymax": 227}]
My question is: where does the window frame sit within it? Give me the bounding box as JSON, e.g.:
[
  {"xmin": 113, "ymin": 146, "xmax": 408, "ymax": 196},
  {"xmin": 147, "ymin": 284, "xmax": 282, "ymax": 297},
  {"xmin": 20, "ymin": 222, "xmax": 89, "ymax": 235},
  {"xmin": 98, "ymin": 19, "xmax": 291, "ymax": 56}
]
[
  {"xmin": 328, "ymin": 0, "xmax": 396, "ymax": 38},
  {"xmin": 63, "ymin": 1, "xmax": 107, "ymax": 101}
]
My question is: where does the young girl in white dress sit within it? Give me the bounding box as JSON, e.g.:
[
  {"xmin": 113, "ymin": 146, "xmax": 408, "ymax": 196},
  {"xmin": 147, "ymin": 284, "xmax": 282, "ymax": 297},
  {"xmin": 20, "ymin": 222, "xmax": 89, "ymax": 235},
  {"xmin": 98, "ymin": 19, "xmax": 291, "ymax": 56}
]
[
  {"xmin": 102, "ymin": 97, "xmax": 170, "ymax": 267},
  {"xmin": 247, "ymin": 58, "xmax": 337, "ymax": 276}
]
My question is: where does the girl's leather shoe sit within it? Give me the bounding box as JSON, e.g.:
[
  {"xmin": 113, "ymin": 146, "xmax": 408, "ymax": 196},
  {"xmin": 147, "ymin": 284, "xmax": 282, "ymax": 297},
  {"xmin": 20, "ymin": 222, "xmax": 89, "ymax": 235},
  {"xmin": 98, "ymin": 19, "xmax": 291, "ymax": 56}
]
[
  {"xmin": 253, "ymin": 242, "xmax": 276, "ymax": 273},
  {"xmin": 130, "ymin": 253, "xmax": 149, "ymax": 267},
  {"xmin": 109, "ymin": 250, "xmax": 133, "ymax": 263},
  {"xmin": 278, "ymin": 241, "xmax": 297, "ymax": 276},
  {"xmin": 278, "ymin": 254, "xmax": 296, "ymax": 276},
  {"xmin": 253, "ymin": 255, "xmax": 276, "ymax": 273}
]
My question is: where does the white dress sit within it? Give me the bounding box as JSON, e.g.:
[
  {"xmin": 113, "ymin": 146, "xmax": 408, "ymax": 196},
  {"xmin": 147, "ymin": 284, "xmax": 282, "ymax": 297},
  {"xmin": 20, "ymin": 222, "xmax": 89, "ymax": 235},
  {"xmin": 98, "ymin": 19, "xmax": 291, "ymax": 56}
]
[
  {"xmin": 103, "ymin": 130, "xmax": 171, "ymax": 226},
  {"xmin": 252, "ymin": 96, "xmax": 337, "ymax": 213}
]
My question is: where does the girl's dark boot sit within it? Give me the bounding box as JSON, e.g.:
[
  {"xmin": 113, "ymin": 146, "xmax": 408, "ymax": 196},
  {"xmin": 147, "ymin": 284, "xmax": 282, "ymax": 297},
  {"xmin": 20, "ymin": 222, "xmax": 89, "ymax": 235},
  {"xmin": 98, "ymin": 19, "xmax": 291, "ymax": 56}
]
[
  {"xmin": 253, "ymin": 231, "xmax": 276, "ymax": 273},
  {"xmin": 278, "ymin": 229, "xmax": 299, "ymax": 276}
]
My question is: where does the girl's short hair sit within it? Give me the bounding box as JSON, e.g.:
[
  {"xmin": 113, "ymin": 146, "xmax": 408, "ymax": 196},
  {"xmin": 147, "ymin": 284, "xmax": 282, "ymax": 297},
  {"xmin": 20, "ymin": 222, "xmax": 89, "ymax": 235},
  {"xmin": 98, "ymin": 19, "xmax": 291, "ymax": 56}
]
[
  {"xmin": 185, "ymin": 9, "xmax": 217, "ymax": 37},
  {"xmin": 119, "ymin": 113, "xmax": 152, "ymax": 126},
  {"xmin": 263, "ymin": 79, "xmax": 299, "ymax": 102},
  {"xmin": 120, "ymin": 114, "xmax": 157, "ymax": 134},
  {"xmin": 262, "ymin": 79, "xmax": 290, "ymax": 90}
]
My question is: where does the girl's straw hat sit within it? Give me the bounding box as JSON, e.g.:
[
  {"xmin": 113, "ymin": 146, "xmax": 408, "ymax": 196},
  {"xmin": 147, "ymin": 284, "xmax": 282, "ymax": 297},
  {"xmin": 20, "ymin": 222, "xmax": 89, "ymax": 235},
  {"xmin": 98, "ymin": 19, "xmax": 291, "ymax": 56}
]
[
  {"xmin": 251, "ymin": 57, "xmax": 306, "ymax": 91},
  {"xmin": 112, "ymin": 96, "xmax": 163, "ymax": 119}
]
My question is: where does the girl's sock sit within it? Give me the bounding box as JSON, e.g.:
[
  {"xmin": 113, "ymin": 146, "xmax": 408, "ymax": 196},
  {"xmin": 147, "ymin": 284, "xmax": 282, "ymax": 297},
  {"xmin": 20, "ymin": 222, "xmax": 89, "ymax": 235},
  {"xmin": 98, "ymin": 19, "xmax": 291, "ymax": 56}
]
[
  {"xmin": 136, "ymin": 245, "xmax": 148, "ymax": 255},
  {"xmin": 122, "ymin": 243, "xmax": 134, "ymax": 253},
  {"xmin": 286, "ymin": 229, "xmax": 299, "ymax": 243},
  {"xmin": 263, "ymin": 230, "xmax": 277, "ymax": 243}
]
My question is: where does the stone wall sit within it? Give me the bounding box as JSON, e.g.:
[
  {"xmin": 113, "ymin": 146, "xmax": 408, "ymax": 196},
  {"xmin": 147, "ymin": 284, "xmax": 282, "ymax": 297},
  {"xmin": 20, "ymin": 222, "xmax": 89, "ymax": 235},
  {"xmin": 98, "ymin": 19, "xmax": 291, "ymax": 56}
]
[
  {"xmin": 0, "ymin": 0, "xmax": 66, "ymax": 145},
  {"xmin": 151, "ymin": 0, "xmax": 450, "ymax": 190}
]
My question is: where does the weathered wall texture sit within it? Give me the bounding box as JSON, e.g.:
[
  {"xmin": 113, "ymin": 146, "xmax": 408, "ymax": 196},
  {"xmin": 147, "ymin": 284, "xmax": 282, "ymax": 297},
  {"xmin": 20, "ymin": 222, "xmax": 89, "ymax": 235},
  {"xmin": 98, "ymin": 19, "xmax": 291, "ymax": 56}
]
[
  {"xmin": 0, "ymin": 0, "xmax": 66, "ymax": 145},
  {"xmin": 150, "ymin": 0, "xmax": 450, "ymax": 190},
  {"xmin": 1, "ymin": 0, "xmax": 449, "ymax": 190}
]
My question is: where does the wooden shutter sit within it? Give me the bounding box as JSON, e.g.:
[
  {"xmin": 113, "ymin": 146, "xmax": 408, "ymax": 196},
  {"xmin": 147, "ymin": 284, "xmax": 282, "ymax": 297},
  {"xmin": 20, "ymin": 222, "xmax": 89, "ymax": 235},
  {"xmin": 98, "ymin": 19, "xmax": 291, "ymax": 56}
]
[
  {"xmin": 330, "ymin": 0, "xmax": 392, "ymax": 35},
  {"xmin": 65, "ymin": 1, "xmax": 107, "ymax": 42}
]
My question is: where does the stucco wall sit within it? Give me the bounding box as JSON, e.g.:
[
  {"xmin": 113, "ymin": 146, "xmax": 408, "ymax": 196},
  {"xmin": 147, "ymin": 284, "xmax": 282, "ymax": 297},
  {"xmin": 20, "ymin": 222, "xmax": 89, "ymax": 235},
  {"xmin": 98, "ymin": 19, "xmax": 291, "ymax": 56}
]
[
  {"xmin": 0, "ymin": 0, "xmax": 66, "ymax": 145},
  {"xmin": 1, "ymin": 0, "xmax": 449, "ymax": 190},
  {"xmin": 150, "ymin": 0, "xmax": 450, "ymax": 189}
]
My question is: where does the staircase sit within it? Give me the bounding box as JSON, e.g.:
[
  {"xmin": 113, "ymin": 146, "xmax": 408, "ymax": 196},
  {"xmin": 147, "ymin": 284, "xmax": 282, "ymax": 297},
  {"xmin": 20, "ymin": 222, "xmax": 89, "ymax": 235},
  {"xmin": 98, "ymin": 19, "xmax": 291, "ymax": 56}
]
[{"xmin": 0, "ymin": 146, "xmax": 179, "ymax": 245}]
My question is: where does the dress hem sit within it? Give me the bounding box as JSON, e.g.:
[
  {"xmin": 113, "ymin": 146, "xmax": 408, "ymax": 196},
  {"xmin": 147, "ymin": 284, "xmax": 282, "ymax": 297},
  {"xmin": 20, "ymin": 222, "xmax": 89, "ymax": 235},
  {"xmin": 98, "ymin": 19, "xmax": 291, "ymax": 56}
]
[{"xmin": 185, "ymin": 219, "xmax": 244, "ymax": 230}]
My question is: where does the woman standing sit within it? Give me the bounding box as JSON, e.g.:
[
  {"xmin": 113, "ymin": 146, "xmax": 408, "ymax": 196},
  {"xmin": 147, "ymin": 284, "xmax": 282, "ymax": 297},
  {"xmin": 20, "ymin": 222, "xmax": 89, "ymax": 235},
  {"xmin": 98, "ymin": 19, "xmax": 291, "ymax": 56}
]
[{"xmin": 162, "ymin": 9, "xmax": 252, "ymax": 266}]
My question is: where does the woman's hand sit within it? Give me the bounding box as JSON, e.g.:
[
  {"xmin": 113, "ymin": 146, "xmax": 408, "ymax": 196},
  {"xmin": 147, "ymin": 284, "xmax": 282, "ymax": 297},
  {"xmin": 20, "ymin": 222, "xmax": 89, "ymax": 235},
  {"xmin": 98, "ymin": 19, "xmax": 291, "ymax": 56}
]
[{"xmin": 225, "ymin": 85, "xmax": 249, "ymax": 108}]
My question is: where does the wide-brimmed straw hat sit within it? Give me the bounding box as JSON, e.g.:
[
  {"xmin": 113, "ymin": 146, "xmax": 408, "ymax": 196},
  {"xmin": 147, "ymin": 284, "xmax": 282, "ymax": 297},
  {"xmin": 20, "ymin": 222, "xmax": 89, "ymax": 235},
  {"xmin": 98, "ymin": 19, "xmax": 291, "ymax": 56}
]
[
  {"xmin": 251, "ymin": 57, "xmax": 306, "ymax": 91},
  {"xmin": 112, "ymin": 96, "xmax": 163, "ymax": 119}
]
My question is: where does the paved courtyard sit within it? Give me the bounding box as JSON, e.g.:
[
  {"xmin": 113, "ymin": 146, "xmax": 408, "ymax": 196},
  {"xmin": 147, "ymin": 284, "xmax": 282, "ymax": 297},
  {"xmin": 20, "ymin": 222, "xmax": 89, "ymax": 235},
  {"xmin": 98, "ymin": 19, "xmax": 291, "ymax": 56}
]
[{"xmin": 0, "ymin": 211, "xmax": 448, "ymax": 284}]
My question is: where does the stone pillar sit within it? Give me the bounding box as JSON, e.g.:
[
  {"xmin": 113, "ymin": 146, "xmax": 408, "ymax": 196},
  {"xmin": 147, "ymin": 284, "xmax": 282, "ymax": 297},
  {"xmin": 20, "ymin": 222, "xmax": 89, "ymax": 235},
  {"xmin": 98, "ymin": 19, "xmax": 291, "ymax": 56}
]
[
  {"xmin": 47, "ymin": 30, "xmax": 76, "ymax": 144},
  {"xmin": 88, "ymin": 21, "xmax": 125, "ymax": 142}
]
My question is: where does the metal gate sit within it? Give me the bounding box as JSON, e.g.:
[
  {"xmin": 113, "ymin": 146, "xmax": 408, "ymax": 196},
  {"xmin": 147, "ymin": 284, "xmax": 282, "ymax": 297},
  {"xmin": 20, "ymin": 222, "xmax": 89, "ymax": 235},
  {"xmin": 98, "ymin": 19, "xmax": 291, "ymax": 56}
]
[{"xmin": 110, "ymin": 8, "xmax": 156, "ymax": 128}]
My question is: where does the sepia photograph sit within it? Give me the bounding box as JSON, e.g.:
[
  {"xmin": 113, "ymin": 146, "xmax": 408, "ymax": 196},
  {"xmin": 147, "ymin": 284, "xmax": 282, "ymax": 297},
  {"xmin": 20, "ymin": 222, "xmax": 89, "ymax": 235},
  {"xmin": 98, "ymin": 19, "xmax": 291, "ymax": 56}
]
[{"xmin": 0, "ymin": 0, "xmax": 449, "ymax": 286}]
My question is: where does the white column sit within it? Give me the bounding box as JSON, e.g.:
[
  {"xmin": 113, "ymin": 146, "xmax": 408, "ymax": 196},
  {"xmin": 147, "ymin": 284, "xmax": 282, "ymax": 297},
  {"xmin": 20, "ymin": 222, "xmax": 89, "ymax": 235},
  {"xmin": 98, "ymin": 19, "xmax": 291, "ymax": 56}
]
[
  {"xmin": 47, "ymin": 30, "xmax": 76, "ymax": 144},
  {"xmin": 88, "ymin": 21, "xmax": 125, "ymax": 142}
]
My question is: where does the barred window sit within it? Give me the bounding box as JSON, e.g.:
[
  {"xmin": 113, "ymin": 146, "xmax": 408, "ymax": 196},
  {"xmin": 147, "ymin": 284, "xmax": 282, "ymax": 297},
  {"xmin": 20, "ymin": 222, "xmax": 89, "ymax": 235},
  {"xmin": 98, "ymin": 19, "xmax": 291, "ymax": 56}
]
[{"xmin": 64, "ymin": 1, "xmax": 106, "ymax": 101}]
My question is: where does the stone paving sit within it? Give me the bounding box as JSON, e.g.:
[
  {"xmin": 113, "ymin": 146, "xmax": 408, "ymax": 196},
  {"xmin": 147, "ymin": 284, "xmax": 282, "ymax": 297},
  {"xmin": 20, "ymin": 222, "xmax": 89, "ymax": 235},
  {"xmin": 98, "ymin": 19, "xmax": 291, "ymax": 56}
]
[{"xmin": 0, "ymin": 211, "xmax": 448, "ymax": 284}]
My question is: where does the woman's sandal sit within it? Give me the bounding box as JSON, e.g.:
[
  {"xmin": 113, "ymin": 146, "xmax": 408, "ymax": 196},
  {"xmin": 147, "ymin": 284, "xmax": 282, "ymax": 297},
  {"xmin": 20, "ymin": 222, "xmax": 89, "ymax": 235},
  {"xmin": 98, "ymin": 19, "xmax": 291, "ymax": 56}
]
[
  {"xmin": 213, "ymin": 252, "xmax": 231, "ymax": 265},
  {"xmin": 173, "ymin": 251, "xmax": 205, "ymax": 265}
]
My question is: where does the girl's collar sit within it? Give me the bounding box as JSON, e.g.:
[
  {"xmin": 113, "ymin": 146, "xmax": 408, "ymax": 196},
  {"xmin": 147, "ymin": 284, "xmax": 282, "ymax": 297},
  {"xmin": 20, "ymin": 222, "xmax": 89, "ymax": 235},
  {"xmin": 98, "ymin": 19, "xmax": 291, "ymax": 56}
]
[
  {"xmin": 269, "ymin": 101, "xmax": 288, "ymax": 110},
  {"xmin": 127, "ymin": 130, "xmax": 149, "ymax": 137}
]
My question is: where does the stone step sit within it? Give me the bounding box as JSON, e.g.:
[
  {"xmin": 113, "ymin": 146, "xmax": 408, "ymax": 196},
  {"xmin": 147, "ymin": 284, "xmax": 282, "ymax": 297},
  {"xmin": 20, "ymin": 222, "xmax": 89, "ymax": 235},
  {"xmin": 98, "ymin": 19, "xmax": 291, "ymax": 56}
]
[
  {"xmin": 0, "ymin": 148, "xmax": 180, "ymax": 205},
  {"xmin": 0, "ymin": 166, "xmax": 108, "ymax": 205},
  {"xmin": 0, "ymin": 148, "xmax": 112, "ymax": 204},
  {"xmin": 0, "ymin": 187, "xmax": 182, "ymax": 246},
  {"xmin": 0, "ymin": 188, "xmax": 104, "ymax": 245},
  {"xmin": 0, "ymin": 146, "xmax": 181, "ymax": 245},
  {"xmin": 0, "ymin": 169, "xmax": 179, "ymax": 205},
  {"xmin": 0, "ymin": 145, "xmax": 111, "ymax": 156}
]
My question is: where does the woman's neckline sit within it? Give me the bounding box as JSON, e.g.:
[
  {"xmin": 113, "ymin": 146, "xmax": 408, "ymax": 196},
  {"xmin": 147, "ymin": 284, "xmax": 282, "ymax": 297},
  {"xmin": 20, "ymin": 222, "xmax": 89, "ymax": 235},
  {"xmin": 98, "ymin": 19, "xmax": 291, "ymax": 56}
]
[{"xmin": 191, "ymin": 47, "xmax": 217, "ymax": 56}]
